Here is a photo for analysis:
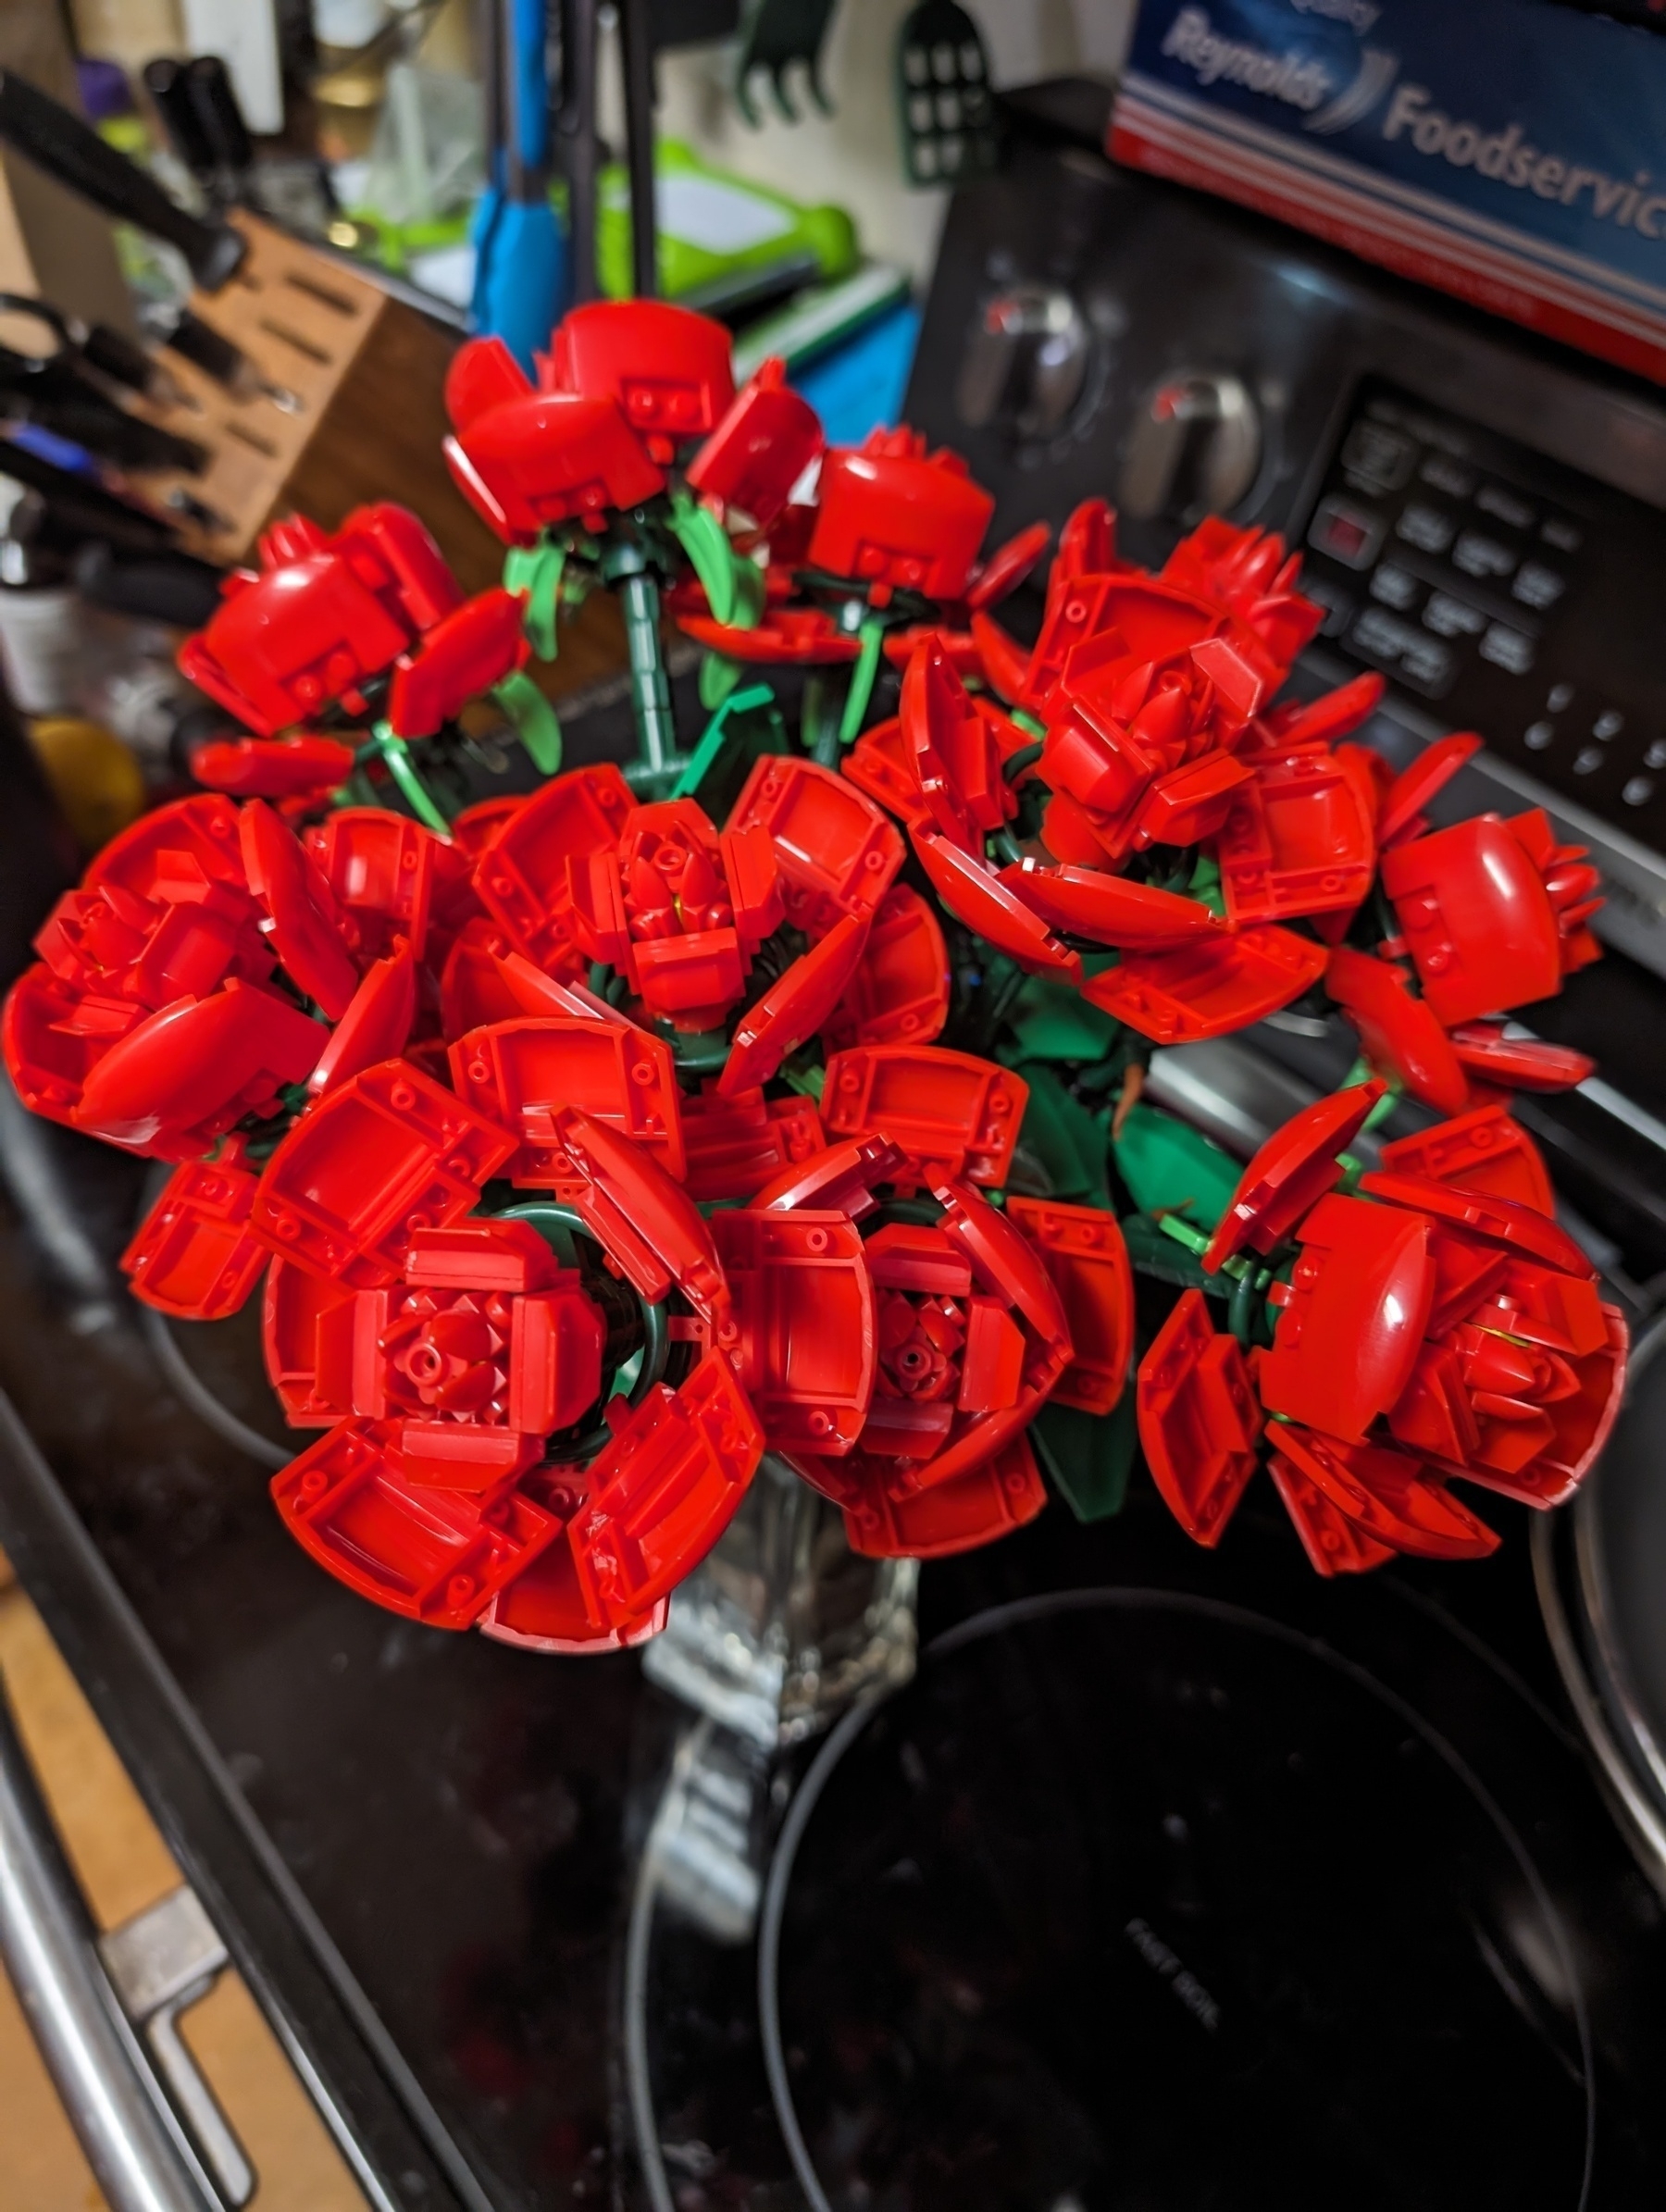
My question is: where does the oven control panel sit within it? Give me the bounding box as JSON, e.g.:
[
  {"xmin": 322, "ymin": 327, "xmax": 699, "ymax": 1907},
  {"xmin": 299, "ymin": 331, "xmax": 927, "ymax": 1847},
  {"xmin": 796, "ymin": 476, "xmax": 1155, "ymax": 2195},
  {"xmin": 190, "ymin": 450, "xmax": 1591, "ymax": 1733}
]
[
  {"xmin": 1300, "ymin": 383, "xmax": 1666, "ymax": 852},
  {"xmin": 906, "ymin": 130, "xmax": 1666, "ymax": 977}
]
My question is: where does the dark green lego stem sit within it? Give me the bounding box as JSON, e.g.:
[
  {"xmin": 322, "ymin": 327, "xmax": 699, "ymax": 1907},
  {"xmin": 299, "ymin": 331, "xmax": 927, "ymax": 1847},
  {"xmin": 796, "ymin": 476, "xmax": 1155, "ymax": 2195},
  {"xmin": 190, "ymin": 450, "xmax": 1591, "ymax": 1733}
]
[{"xmin": 602, "ymin": 542, "xmax": 677, "ymax": 776}]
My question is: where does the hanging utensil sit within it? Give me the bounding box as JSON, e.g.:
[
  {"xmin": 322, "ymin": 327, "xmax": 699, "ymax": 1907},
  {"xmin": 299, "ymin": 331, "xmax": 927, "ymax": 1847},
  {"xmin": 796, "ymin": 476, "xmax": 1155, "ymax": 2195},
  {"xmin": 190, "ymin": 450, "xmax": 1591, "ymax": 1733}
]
[
  {"xmin": 472, "ymin": 0, "xmax": 567, "ymax": 367},
  {"xmin": 616, "ymin": 0, "xmax": 658, "ymax": 296},
  {"xmin": 557, "ymin": 0, "xmax": 601, "ymax": 304},
  {"xmin": 896, "ymin": 0, "xmax": 1000, "ymax": 187},
  {"xmin": 735, "ymin": 0, "xmax": 839, "ymax": 127}
]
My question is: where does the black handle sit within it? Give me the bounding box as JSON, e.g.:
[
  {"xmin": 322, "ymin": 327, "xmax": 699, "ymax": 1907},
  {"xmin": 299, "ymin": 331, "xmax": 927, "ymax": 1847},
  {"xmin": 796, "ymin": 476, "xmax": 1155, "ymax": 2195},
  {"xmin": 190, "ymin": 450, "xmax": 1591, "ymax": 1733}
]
[
  {"xmin": 616, "ymin": 0, "xmax": 658, "ymax": 298},
  {"xmin": 0, "ymin": 69, "xmax": 245, "ymax": 290},
  {"xmin": 186, "ymin": 57, "xmax": 254, "ymax": 178},
  {"xmin": 158, "ymin": 307, "xmax": 246, "ymax": 389},
  {"xmin": 78, "ymin": 322, "xmax": 159, "ymax": 397},
  {"xmin": 141, "ymin": 57, "xmax": 216, "ymax": 179}
]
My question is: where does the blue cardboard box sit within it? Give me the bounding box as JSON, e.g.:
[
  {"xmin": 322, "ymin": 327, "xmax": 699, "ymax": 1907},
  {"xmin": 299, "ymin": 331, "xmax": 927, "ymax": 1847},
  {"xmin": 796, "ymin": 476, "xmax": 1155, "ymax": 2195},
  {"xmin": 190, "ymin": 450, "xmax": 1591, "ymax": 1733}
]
[{"xmin": 1111, "ymin": 0, "xmax": 1666, "ymax": 381}]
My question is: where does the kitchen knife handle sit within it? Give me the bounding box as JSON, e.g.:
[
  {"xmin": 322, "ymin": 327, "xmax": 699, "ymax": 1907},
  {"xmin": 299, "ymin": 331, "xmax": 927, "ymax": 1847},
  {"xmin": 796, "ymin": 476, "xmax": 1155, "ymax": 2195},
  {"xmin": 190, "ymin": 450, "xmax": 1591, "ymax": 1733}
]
[
  {"xmin": 185, "ymin": 56, "xmax": 254, "ymax": 178},
  {"xmin": 0, "ymin": 69, "xmax": 245, "ymax": 290},
  {"xmin": 141, "ymin": 57, "xmax": 216, "ymax": 180}
]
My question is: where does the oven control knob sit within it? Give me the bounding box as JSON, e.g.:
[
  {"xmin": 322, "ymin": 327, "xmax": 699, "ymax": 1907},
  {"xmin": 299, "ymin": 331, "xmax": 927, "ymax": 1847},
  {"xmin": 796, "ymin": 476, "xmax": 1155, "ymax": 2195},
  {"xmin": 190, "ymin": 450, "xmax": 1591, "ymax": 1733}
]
[
  {"xmin": 1120, "ymin": 371, "xmax": 1261, "ymax": 522},
  {"xmin": 954, "ymin": 285, "xmax": 1090, "ymax": 441}
]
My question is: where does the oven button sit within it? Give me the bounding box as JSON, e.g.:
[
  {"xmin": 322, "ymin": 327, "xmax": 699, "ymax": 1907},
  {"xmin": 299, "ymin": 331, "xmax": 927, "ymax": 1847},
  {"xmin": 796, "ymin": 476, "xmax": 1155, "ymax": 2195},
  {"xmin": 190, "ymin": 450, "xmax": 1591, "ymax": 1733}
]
[
  {"xmin": 1573, "ymin": 746, "xmax": 1604, "ymax": 775},
  {"xmin": 1548, "ymin": 682, "xmax": 1575, "ymax": 712},
  {"xmin": 1369, "ymin": 564, "xmax": 1419, "ymax": 610},
  {"xmin": 1479, "ymin": 624, "xmax": 1535, "ymax": 676},
  {"xmin": 1646, "ymin": 739, "xmax": 1666, "ymax": 770},
  {"xmin": 1341, "ymin": 421, "xmax": 1414, "ymax": 492},
  {"xmin": 1476, "ymin": 484, "xmax": 1535, "ymax": 529},
  {"xmin": 1524, "ymin": 720, "xmax": 1555, "ymax": 751},
  {"xmin": 1594, "ymin": 708, "xmax": 1625, "ymax": 739},
  {"xmin": 1424, "ymin": 592, "xmax": 1485, "ymax": 638},
  {"xmin": 1623, "ymin": 776, "xmax": 1655, "ymax": 806},
  {"xmin": 1512, "ymin": 561, "xmax": 1564, "ymax": 610},
  {"xmin": 1308, "ymin": 495, "xmax": 1382, "ymax": 569},
  {"xmin": 1453, "ymin": 531, "xmax": 1516, "ymax": 580},
  {"xmin": 1397, "ymin": 503, "xmax": 1454, "ymax": 554}
]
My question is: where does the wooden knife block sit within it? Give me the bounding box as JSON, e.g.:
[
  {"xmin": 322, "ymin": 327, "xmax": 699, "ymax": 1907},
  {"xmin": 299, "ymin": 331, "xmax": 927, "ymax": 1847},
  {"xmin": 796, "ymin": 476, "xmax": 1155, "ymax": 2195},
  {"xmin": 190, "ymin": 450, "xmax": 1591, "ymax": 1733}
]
[{"xmin": 137, "ymin": 212, "xmax": 623, "ymax": 694}]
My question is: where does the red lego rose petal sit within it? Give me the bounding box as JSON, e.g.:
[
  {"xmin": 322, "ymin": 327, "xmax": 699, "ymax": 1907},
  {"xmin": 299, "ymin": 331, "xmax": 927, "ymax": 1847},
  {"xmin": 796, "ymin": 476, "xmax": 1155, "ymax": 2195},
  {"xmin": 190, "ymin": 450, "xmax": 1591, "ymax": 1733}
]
[
  {"xmin": 841, "ymin": 1434, "xmax": 1048, "ymax": 1559},
  {"xmin": 240, "ymin": 800, "xmax": 360, "ymax": 1020},
  {"xmin": 566, "ymin": 1350, "xmax": 762, "ymax": 1629},
  {"xmin": 1003, "ymin": 1198, "xmax": 1132, "ymax": 1415},
  {"xmin": 967, "ymin": 519, "xmax": 1051, "ymax": 610},
  {"xmin": 1215, "ymin": 747, "xmax": 1377, "ymax": 926},
  {"xmin": 188, "ymin": 733, "xmax": 357, "ymax": 798},
  {"xmin": 821, "ymin": 1045, "xmax": 1028, "ymax": 1189},
  {"xmin": 472, "ymin": 762, "xmax": 635, "ymax": 975},
  {"xmin": 1274, "ymin": 1423, "xmax": 1498, "ymax": 1561},
  {"xmin": 823, "ymin": 885, "xmax": 950, "ymax": 1053},
  {"xmin": 387, "ymin": 586, "xmax": 528, "ymax": 739},
  {"xmin": 552, "ymin": 299, "xmax": 736, "ymax": 445},
  {"xmin": 1267, "ymin": 1452, "xmax": 1397, "ymax": 1576},
  {"xmin": 552, "ymin": 1107, "xmax": 728, "ymax": 1324},
  {"xmin": 308, "ymin": 947, "xmax": 417, "ymax": 1100},
  {"xmin": 1377, "ymin": 731, "xmax": 1484, "ymax": 847},
  {"xmin": 1378, "ymin": 1103, "xmax": 1555, "ymax": 1216},
  {"xmin": 254, "ymin": 1059, "xmax": 516, "ymax": 1288},
  {"xmin": 75, "ymin": 981, "xmax": 325, "ymax": 1155},
  {"xmin": 449, "ymin": 1016, "xmax": 686, "ymax": 1187},
  {"xmin": 271, "ymin": 1418, "xmax": 563, "ymax": 1629},
  {"xmin": 727, "ymin": 754, "xmax": 904, "ymax": 937},
  {"xmin": 685, "ymin": 356, "xmax": 822, "ymax": 528},
  {"xmin": 913, "ymin": 832, "xmax": 1081, "ymax": 981},
  {"xmin": 1204, "ymin": 1079, "xmax": 1386, "ymax": 1271},
  {"xmin": 719, "ymin": 913, "xmax": 870, "ymax": 1097},
  {"xmin": 1324, "ymin": 945, "xmax": 1470, "ymax": 1115},
  {"xmin": 999, "ymin": 859, "xmax": 1225, "ymax": 949},
  {"xmin": 121, "ymin": 1148, "xmax": 269, "ymax": 1322},
  {"xmin": 1257, "ymin": 1192, "xmax": 1436, "ymax": 1443},
  {"xmin": 1382, "ymin": 814, "xmax": 1564, "ymax": 1027},
  {"xmin": 714, "ymin": 1207, "xmax": 876, "ymax": 1455},
  {"xmin": 1084, "ymin": 926, "xmax": 1327, "ymax": 1046},
  {"xmin": 1137, "ymin": 1290, "xmax": 1262, "ymax": 1547},
  {"xmin": 808, "ymin": 431, "xmax": 994, "ymax": 601}
]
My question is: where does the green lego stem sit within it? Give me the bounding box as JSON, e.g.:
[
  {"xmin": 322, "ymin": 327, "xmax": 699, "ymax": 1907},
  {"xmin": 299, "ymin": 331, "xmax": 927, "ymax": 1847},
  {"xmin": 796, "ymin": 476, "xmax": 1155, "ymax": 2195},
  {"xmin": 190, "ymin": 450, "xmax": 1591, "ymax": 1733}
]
[
  {"xmin": 608, "ymin": 555, "xmax": 677, "ymax": 775},
  {"xmin": 837, "ymin": 615, "xmax": 886, "ymax": 746},
  {"xmin": 672, "ymin": 682, "xmax": 775, "ymax": 800},
  {"xmin": 369, "ymin": 721, "xmax": 450, "ymax": 833}
]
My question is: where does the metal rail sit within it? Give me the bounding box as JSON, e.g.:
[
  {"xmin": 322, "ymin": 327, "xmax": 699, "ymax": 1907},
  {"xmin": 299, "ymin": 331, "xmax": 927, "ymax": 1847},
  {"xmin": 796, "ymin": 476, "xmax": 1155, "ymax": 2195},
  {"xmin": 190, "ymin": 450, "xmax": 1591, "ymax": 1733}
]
[{"xmin": 0, "ymin": 1671, "xmax": 242, "ymax": 2212}]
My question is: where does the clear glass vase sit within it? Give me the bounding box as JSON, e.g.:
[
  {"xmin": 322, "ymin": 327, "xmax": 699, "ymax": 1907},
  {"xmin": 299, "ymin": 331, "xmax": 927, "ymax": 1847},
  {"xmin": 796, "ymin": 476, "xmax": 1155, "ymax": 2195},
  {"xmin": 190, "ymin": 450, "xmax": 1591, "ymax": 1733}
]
[{"xmin": 641, "ymin": 1454, "xmax": 918, "ymax": 1751}]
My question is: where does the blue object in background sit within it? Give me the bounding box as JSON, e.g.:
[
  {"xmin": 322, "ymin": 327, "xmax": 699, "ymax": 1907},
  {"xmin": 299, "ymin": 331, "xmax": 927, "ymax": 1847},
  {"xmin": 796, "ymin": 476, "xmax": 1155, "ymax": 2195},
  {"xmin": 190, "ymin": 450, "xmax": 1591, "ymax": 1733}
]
[
  {"xmin": 471, "ymin": 0, "xmax": 567, "ymax": 371},
  {"xmin": 791, "ymin": 301, "xmax": 922, "ymax": 446}
]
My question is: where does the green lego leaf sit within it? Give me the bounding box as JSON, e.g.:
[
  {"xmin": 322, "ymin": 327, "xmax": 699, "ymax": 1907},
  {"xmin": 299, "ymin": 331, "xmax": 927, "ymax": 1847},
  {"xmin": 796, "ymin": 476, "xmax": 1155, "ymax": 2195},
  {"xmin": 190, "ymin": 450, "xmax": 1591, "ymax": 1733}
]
[
  {"xmin": 699, "ymin": 651, "xmax": 743, "ymax": 711},
  {"xmin": 1032, "ymin": 1386, "xmax": 1138, "ymax": 1522},
  {"xmin": 668, "ymin": 491, "xmax": 764, "ymax": 635},
  {"xmin": 1013, "ymin": 1062, "xmax": 1110, "ymax": 1202},
  {"xmin": 1009, "ymin": 975, "xmax": 1123, "ymax": 1063},
  {"xmin": 1113, "ymin": 1100, "xmax": 1240, "ymax": 1232},
  {"xmin": 491, "ymin": 670, "xmax": 563, "ymax": 776},
  {"xmin": 369, "ymin": 721, "xmax": 451, "ymax": 833},
  {"xmin": 504, "ymin": 541, "xmax": 565, "ymax": 661}
]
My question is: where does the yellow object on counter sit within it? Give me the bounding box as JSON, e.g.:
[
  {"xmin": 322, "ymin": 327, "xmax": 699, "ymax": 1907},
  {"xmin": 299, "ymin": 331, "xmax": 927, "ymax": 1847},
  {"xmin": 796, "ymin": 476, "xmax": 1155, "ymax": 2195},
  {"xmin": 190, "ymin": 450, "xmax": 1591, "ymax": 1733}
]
[{"xmin": 29, "ymin": 716, "xmax": 146, "ymax": 852}]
